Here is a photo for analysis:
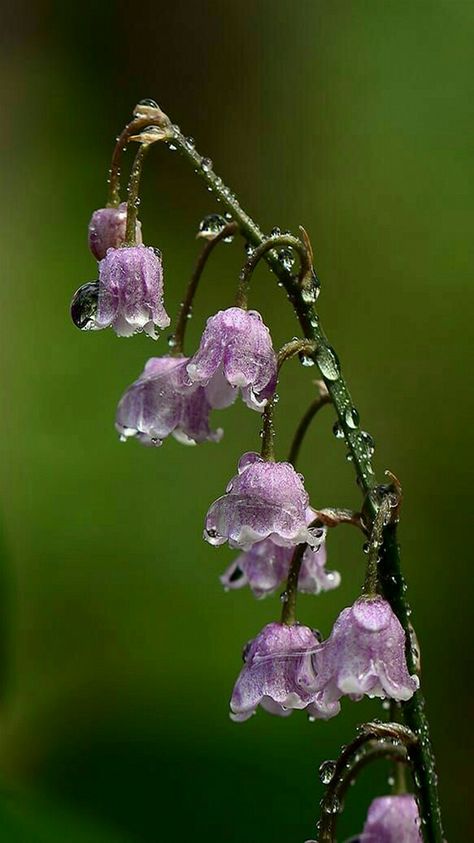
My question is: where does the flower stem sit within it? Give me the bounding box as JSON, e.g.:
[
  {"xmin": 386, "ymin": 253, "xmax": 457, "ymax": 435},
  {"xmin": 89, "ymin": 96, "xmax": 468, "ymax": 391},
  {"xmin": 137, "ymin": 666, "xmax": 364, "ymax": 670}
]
[
  {"xmin": 280, "ymin": 543, "xmax": 306, "ymax": 626},
  {"xmin": 362, "ymin": 494, "xmax": 392, "ymax": 597},
  {"xmin": 107, "ymin": 107, "xmax": 172, "ymax": 206},
  {"xmin": 318, "ymin": 740, "xmax": 410, "ymax": 842},
  {"xmin": 124, "ymin": 144, "xmax": 150, "ymax": 246},
  {"xmin": 131, "ymin": 101, "xmax": 444, "ymax": 843},
  {"xmin": 288, "ymin": 382, "xmax": 331, "ymax": 467},
  {"xmin": 260, "ymin": 339, "xmax": 317, "ymax": 462},
  {"xmin": 235, "ymin": 232, "xmax": 313, "ymax": 308},
  {"xmin": 319, "ymin": 722, "xmax": 417, "ymax": 842},
  {"xmin": 172, "ymin": 222, "xmax": 238, "ymax": 355}
]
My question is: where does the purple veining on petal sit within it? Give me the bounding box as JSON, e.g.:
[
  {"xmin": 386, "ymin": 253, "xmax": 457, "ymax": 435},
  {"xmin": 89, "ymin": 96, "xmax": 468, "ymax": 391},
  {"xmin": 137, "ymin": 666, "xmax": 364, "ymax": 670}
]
[
  {"xmin": 312, "ymin": 597, "xmax": 419, "ymax": 708},
  {"xmin": 97, "ymin": 245, "xmax": 170, "ymax": 338},
  {"xmin": 230, "ymin": 622, "xmax": 337, "ymax": 722},
  {"xmin": 187, "ymin": 307, "xmax": 277, "ymax": 412},
  {"xmin": 205, "ymin": 452, "xmax": 319, "ymax": 550},
  {"xmin": 116, "ymin": 355, "xmax": 222, "ymax": 447}
]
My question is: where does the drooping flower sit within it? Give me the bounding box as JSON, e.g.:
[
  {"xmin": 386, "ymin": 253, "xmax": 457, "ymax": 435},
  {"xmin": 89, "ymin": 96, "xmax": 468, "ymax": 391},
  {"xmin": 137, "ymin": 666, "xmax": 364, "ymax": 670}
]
[
  {"xmin": 116, "ymin": 356, "xmax": 222, "ymax": 447},
  {"xmin": 88, "ymin": 203, "xmax": 142, "ymax": 261},
  {"xmin": 220, "ymin": 527, "xmax": 340, "ymax": 599},
  {"xmin": 230, "ymin": 622, "xmax": 338, "ymax": 722},
  {"xmin": 312, "ymin": 597, "xmax": 419, "ymax": 709},
  {"xmin": 361, "ymin": 795, "xmax": 422, "ymax": 842},
  {"xmin": 205, "ymin": 452, "xmax": 321, "ymax": 551},
  {"xmin": 96, "ymin": 245, "xmax": 170, "ymax": 338},
  {"xmin": 186, "ymin": 307, "xmax": 277, "ymax": 411}
]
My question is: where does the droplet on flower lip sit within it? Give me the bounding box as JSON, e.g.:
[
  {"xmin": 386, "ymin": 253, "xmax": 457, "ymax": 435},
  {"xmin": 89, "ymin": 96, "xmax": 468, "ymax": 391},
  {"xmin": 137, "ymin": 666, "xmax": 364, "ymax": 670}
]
[{"xmin": 70, "ymin": 281, "xmax": 99, "ymax": 330}]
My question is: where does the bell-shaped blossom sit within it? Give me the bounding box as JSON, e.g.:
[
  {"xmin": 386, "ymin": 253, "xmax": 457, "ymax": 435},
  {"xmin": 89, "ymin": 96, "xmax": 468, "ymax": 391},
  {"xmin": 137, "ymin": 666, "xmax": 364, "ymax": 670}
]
[
  {"xmin": 312, "ymin": 597, "xmax": 419, "ymax": 708},
  {"xmin": 96, "ymin": 245, "xmax": 170, "ymax": 338},
  {"xmin": 362, "ymin": 795, "xmax": 422, "ymax": 842},
  {"xmin": 88, "ymin": 203, "xmax": 142, "ymax": 261},
  {"xmin": 230, "ymin": 622, "xmax": 338, "ymax": 722},
  {"xmin": 186, "ymin": 307, "xmax": 277, "ymax": 411},
  {"xmin": 116, "ymin": 356, "xmax": 222, "ymax": 447},
  {"xmin": 205, "ymin": 452, "xmax": 320, "ymax": 551},
  {"xmin": 220, "ymin": 529, "xmax": 340, "ymax": 599}
]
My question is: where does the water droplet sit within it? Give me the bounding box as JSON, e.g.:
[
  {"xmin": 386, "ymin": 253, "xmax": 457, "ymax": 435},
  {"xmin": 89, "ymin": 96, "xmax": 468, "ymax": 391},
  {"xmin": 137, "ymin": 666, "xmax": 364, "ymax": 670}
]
[
  {"xmin": 301, "ymin": 270, "xmax": 321, "ymax": 304},
  {"xmin": 316, "ymin": 346, "xmax": 340, "ymax": 381},
  {"xmin": 319, "ymin": 760, "xmax": 336, "ymax": 785},
  {"xmin": 345, "ymin": 407, "xmax": 360, "ymax": 429},
  {"xmin": 280, "ymin": 591, "xmax": 288, "ymax": 604},
  {"xmin": 278, "ymin": 247, "xmax": 295, "ymax": 271},
  {"xmin": 168, "ymin": 142, "xmax": 177, "ymax": 151},
  {"xmin": 205, "ymin": 528, "xmax": 220, "ymax": 545},
  {"xmin": 138, "ymin": 98, "xmax": 158, "ymax": 108},
  {"xmin": 167, "ymin": 334, "xmax": 177, "ymax": 348},
  {"xmin": 270, "ymin": 226, "xmax": 281, "ymax": 237},
  {"xmin": 332, "ymin": 421, "xmax": 345, "ymax": 439},
  {"xmin": 70, "ymin": 281, "xmax": 99, "ymax": 330},
  {"xmin": 197, "ymin": 213, "xmax": 232, "ymax": 241},
  {"xmin": 185, "ymin": 136, "xmax": 195, "ymax": 149},
  {"xmin": 201, "ymin": 157, "xmax": 213, "ymax": 172},
  {"xmin": 322, "ymin": 794, "xmax": 341, "ymax": 814},
  {"xmin": 299, "ymin": 352, "xmax": 315, "ymax": 367}
]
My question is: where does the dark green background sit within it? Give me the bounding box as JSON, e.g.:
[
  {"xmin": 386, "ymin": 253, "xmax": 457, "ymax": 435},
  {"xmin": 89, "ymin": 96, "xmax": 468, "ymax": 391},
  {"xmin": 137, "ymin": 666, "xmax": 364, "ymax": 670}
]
[{"xmin": 1, "ymin": 1, "xmax": 472, "ymax": 840}]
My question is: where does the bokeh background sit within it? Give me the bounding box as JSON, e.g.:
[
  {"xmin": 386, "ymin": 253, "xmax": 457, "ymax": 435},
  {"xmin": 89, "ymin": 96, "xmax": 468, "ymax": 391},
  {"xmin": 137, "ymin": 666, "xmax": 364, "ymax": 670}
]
[{"xmin": 0, "ymin": 1, "xmax": 472, "ymax": 840}]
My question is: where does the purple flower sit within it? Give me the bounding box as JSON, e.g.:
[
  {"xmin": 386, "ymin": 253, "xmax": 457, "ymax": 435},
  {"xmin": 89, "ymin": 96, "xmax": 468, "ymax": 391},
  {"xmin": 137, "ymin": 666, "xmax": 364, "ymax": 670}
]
[
  {"xmin": 88, "ymin": 204, "xmax": 142, "ymax": 261},
  {"xmin": 96, "ymin": 245, "xmax": 170, "ymax": 338},
  {"xmin": 362, "ymin": 795, "xmax": 422, "ymax": 842},
  {"xmin": 230, "ymin": 623, "xmax": 338, "ymax": 722},
  {"xmin": 186, "ymin": 307, "xmax": 277, "ymax": 411},
  {"xmin": 205, "ymin": 453, "xmax": 321, "ymax": 551},
  {"xmin": 312, "ymin": 597, "xmax": 419, "ymax": 708},
  {"xmin": 116, "ymin": 356, "xmax": 222, "ymax": 447},
  {"xmin": 220, "ymin": 528, "xmax": 340, "ymax": 599}
]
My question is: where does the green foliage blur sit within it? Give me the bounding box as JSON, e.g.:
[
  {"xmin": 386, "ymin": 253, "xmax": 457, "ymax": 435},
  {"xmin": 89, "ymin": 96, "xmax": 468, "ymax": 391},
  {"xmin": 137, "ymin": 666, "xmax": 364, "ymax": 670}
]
[{"xmin": 1, "ymin": 1, "xmax": 472, "ymax": 840}]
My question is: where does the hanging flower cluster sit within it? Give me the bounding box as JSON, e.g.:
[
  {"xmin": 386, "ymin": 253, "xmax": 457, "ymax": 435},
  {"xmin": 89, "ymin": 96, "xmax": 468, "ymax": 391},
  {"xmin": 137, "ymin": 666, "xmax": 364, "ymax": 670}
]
[{"xmin": 69, "ymin": 99, "xmax": 438, "ymax": 843}]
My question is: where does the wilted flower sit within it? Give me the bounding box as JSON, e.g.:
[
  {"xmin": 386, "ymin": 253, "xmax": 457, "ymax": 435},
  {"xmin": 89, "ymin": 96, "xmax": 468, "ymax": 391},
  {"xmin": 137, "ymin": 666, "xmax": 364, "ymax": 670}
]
[
  {"xmin": 186, "ymin": 307, "xmax": 277, "ymax": 411},
  {"xmin": 362, "ymin": 795, "xmax": 422, "ymax": 842},
  {"xmin": 96, "ymin": 245, "xmax": 170, "ymax": 338},
  {"xmin": 205, "ymin": 452, "xmax": 321, "ymax": 551},
  {"xmin": 312, "ymin": 596, "xmax": 419, "ymax": 708},
  {"xmin": 230, "ymin": 622, "xmax": 338, "ymax": 722},
  {"xmin": 88, "ymin": 203, "xmax": 142, "ymax": 261},
  {"xmin": 116, "ymin": 356, "xmax": 222, "ymax": 447},
  {"xmin": 220, "ymin": 526, "xmax": 339, "ymax": 599}
]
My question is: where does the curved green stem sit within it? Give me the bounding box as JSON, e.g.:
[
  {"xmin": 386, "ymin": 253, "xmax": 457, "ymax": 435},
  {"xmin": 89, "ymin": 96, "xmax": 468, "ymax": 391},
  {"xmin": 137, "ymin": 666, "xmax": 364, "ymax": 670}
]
[
  {"xmin": 171, "ymin": 221, "xmax": 238, "ymax": 355},
  {"xmin": 318, "ymin": 741, "xmax": 410, "ymax": 842},
  {"xmin": 126, "ymin": 101, "xmax": 444, "ymax": 843},
  {"xmin": 288, "ymin": 382, "xmax": 331, "ymax": 467},
  {"xmin": 260, "ymin": 339, "xmax": 317, "ymax": 461},
  {"xmin": 318, "ymin": 722, "xmax": 417, "ymax": 842},
  {"xmin": 280, "ymin": 543, "xmax": 306, "ymax": 626},
  {"xmin": 124, "ymin": 144, "xmax": 150, "ymax": 246},
  {"xmin": 107, "ymin": 107, "xmax": 172, "ymax": 206},
  {"xmin": 235, "ymin": 232, "xmax": 313, "ymax": 308}
]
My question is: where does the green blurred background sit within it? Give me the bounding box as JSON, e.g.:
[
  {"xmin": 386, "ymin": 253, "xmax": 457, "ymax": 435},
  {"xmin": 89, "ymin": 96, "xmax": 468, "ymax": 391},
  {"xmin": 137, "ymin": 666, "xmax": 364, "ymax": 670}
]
[{"xmin": 0, "ymin": 1, "xmax": 472, "ymax": 840}]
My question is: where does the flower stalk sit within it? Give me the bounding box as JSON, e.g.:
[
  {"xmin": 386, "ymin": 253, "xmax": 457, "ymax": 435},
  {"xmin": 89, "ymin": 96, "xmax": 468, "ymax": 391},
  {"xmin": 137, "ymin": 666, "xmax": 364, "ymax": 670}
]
[
  {"xmin": 99, "ymin": 102, "xmax": 445, "ymax": 843},
  {"xmin": 171, "ymin": 221, "xmax": 238, "ymax": 355}
]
